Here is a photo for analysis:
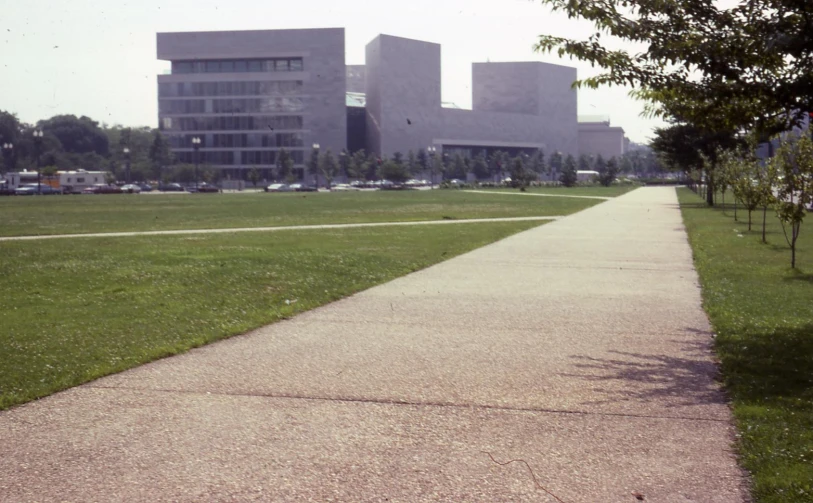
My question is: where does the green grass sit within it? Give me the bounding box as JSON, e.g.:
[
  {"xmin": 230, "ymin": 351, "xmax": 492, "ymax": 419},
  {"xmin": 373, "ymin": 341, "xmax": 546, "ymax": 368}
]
[
  {"xmin": 468, "ymin": 185, "xmax": 638, "ymax": 197},
  {"xmin": 678, "ymin": 188, "xmax": 813, "ymax": 503},
  {"xmin": 0, "ymin": 189, "xmax": 606, "ymax": 237},
  {"xmin": 0, "ymin": 221, "xmax": 541, "ymax": 410}
]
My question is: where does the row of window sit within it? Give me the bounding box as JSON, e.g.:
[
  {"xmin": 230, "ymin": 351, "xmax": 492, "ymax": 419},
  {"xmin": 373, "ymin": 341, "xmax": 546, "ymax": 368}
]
[
  {"xmin": 174, "ymin": 149, "xmax": 305, "ymax": 165},
  {"xmin": 160, "ymin": 115, "xmax": 305, "ymax": 132},
  {"xmin": 158, "ymin": 81, "xmax": 303, "ymax": 98},
  {"xmin": 159, "ymin": 98, "xmax": 306, "ymax": 115},
  {"xmin": 172, "ymin": 58, "xmax": 304, "ymax": 75},
  {"xmin": 167, "ymin": 133, "xmax": 304, "ymax": 149}
]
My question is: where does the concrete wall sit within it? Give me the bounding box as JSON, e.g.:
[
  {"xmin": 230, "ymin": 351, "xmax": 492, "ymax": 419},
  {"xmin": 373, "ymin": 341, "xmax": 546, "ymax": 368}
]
[
  {"xmin": 157, "ymin": 28, "xmax": 347, "ymax": 165},
  {"xmin": 578, "ymin": 123, "xmax": 627, "ymax": 159},
  {"xmin": 364, "ymin": 38, "xmax": 578, "ymax": 157},
  {"xmin": 365, "ymin": 35, "xmax": 441, "ymax": 156}
]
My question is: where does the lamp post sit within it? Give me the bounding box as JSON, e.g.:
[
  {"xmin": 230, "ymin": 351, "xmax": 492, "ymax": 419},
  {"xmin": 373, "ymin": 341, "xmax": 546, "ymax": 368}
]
[
  {"xmin": 312, "ymin": 143, "xmax": 320, "ymax": 186},
  {"xmin": 123, "ymin": 147, "xmax": 131, "ymax": 184},
  {"xmin": 33, "ymin": 129, "xmax": 44, "ymax": 194},
  {"xmin": 427, "ymin": 146, "xmax": 436, "ymax": 189},
  {"xmin": 2, "ymin": 142, "xmax": 13, "ymax": 173},
  {"xmin": 192, "ymin": 136, "xmax": 201, "ymax": 190}
]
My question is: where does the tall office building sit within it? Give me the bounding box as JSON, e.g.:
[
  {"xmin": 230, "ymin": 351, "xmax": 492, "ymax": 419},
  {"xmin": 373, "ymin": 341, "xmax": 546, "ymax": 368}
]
[{"xmin": 156, "ymin": 28, "xmax": 346, "ymax": 180}]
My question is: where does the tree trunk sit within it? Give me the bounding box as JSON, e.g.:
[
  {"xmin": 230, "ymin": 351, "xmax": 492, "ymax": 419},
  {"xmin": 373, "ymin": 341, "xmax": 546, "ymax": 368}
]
[
  {"xmin": 762, "ymin": 206, "xmax": 767, "ymax": 243},
  {"xmin": 734, "ymin": 198, "xmax": 738, "ymax": 221}
]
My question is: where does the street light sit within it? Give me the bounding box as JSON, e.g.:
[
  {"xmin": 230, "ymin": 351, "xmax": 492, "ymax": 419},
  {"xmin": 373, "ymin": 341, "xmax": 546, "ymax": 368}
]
[
  {"xmin": 2, "ymin": 142, "xmax": 13, "ymax": 173},
  {"xmin": 311, "ymin": 143, "xmax": 320, "ymax": 186},
  {"xmin": 123, "ymin": 147, "xmax": 131, "ymax": 184},
  {"xmin": 427, "ymin": 146, "xmax": 436, "ymax": 189},
  {"xmin": 33, "ymin": 130, "xmax": 44, "ymax": 194},
  {"xmin": 192, "ymin": 136, "xmax": 201, "ymax": 190}
]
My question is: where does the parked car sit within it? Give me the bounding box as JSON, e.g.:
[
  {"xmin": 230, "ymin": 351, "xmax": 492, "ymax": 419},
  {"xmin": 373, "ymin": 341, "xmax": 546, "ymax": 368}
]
[
  {"xmin": 265, "ymin": 183, "xmax": 291, "ymax": 192},
  {"xmin": 330, "ymin": 183, "xmax": 357, "ymax": 191},
  {"xmin": 14, "ymin": 184, "xmax": 62, "ymax": 195},
  {"xmin": 120, "ymin": 184, "xmax": 142, "ymax": 194},
  {"xmin": 287, "ymin": 183, "xmax": 303, "ymax": 191},
  {"xmin": 86, "ymin": 184, "xmax": 122, "ymax": 194},
  {"xmin": 294, "ymin": 184, "xmax": 318, "ymax": 192},
  {"xmin": 197, "ymin": 183, "xmax": 220, "ymax": 193},
  {"xmin": 158, "ymin": 183, "xmax": 185, "ymax": 192},
  {"xmin": 139, "ymin": 184, "xmax": 154, "ymax": 192}
]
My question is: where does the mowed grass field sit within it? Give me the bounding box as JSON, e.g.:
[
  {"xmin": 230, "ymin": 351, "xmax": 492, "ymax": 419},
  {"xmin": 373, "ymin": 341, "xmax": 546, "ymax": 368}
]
[
  {"xmin": 679, "ymin": 188, "xmax": 813, "ymax": 503},
  {"xmin": 0, "ymin": 221, "xmax": 543, "ymax": 410},
  {"xmin": 0, "ymin": 188, "xmax": 616, "ymax": 237}
]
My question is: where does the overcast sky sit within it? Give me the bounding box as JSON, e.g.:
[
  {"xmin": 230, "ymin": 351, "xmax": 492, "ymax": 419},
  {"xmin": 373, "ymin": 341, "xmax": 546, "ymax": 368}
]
[{"xmin": 1, "ymin": 0, "xmax": 666, "ymax": 143}]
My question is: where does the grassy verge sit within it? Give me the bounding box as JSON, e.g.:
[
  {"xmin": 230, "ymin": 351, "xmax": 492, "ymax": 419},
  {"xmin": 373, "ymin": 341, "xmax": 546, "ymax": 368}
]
[
  {"xmin": 467, "ymin": 185, "xmax": 638, "ymax": 197},
  {"xmin": 0, "ymin": 221, "xmax": 541, "ymax": 409},
  {"xmin": 678, "ymin": 188, "xmax": 813, "ymax": 503},
  {"xmin": 0, "ymin": 190, "xmax": 602, "ymax": 237}
]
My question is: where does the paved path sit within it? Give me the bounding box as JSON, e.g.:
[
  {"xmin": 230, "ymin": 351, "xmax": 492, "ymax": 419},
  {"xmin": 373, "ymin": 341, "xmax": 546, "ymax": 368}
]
[
  {"xmin": 464, "ymin": 189, "xmax": 613, "ymax": 200},
  {"xmin": 0, "ymin": 187, "xmax": 748, "ymax": 502},
  {"xmin": 0, "ymin": 216, "xmax": 562, "ymax": 242}
]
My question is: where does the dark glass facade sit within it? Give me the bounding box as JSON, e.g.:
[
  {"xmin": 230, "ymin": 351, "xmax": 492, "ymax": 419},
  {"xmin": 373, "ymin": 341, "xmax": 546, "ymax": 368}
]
[
  {"xmin": 171, "ymin": 58, "xmax": 304, "ymax": 74},
  {"xmin": 160, "ymin": 116, "xmax": 304, "ymax": 132},
  {"xmin": 167, "ymin": 133, "xmax": 304, "ymax": 148},
  {"xmin": 158, "ymin": 80, "xmax": 303, "ymax": 97}
]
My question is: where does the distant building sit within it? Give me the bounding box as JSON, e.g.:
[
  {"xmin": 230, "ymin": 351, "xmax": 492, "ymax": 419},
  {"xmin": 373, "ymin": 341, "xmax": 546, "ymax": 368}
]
[
  {"xmin": 578, "ymin": 116, "xmax": 628, "ymax": 160},
  {"xmin": 156, "ymin": 28, "xmax": 622, "ymax": 180}
]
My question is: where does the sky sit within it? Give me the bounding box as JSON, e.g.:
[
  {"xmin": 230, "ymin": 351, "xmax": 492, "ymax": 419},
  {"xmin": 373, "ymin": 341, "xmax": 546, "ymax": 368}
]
[{"xmin": 1, "ymin": 0, "xmax": 666, "ymax": 143}]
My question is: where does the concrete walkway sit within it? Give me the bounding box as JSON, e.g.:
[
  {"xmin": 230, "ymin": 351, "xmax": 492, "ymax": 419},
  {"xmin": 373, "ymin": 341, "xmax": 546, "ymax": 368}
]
[
  {"xmin": 0, "ymin": 187, "xmax": 748, "ymax": 502},
  {"xmin": 464, "ymin": 189, "xmax": 613, "ymax": 200},
  {"xmin": 0, "ymin": 216, "xmax": 562, "ymax": 242}
]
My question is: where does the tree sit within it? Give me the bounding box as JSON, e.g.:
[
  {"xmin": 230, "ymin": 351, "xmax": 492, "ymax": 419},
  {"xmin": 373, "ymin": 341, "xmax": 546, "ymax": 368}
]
[
  {"xmin": 416, "ymin": 149, "xmax": 429, "ymax": 174},
  {"xmin": 448, "ymin": 152, "xmax": 468, "ymax": 180},
  {"xmin": 771, "ymin": 134, "xmax": 813, "ymax": 268},
  {"xmin": 578, "ymin": 154, "xmax": 592, "ymax": 172},
  {"xmin": 39, "ymin": 115, "xmax": 109, "ymax": 156},
  {"xmin": 650, "ymin": 124, "xmax": 742, "ymax": 205},
  {"xmin": 149, "ymin": 132, "xmax": 173, "ymax": 181},
  {"xmin": 392, "ymin": 151, "xmax": 404, "ymax": 165},
  {"xmin": 319, "ymin": 149, "xmax": 339, "ymax": 189},
  {"xmin": 349, "ymin": 149, "xmax": 368, "ymax": 180},
  {"xmin": 594, "ymin": 155, "xmax": 606, "ymax": 174},
  {"xmin": 378, "ymin": 159, "xmax": 410, "ymax": 183},
  {"xmin": 509, "ymin": 156, "xmax": 533, "ymax": 190},
  {"xmin": 530, "ymin": 151, "xmax": 546, "ymax": 177},
  {"xmin": 560, "ymin": 154, "xmax": 578, "ymax": 187},
  {"xmin": 549, "ymin": 151, "xmax": 564, "ymax": 180},
  {"xmin": 598, "ymin": 157, "xmax": 619, "ymax": 187},
  {"xmin": 277, "ymin": 148, "xmax": 294, "ymax": 183},
  {"xmin": 534, "ymin": 0, "xmax": 813, "ymax": 140},
  {"xmin": 248, "ymin": 167, "xmax": 260, "ymax": 188},
  {"xmin": 406, "ymin": 150, "xmax": 419, "ymax": 176},
  {"xmin": 471, "ymin": 153, "xmax": 489, "ymax": 180}
]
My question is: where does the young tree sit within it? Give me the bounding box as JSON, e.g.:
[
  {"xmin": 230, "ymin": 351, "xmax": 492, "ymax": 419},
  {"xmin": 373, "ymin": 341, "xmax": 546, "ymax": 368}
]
[
  {"xmin": 248, "ymin": 167, "xmax": 260, "ymax": 188},
  {"xmin": 531, "ymin": 150, "xmax": 546, "ymax": 177},
  {"xmin": 319, "ymin": 149, "xmax": 339, "ymax": 189},
  {"xmin": 276, "ymin": 148, "xmax": 294, "ymax": 183},
  {"xmin": 549, "ymin": 151, "xmax": 564, "ymax": 181},
  {"xmin": 392, "ymin": 151, "xmax": 404, "ymax": 165},
  {"xmin": 772, "ymin": 134, "xmax": 813, "ymax": 268},
  {"xmin": 578, "ymin": 154, "xmax": 591, "ymax": 172},
  {"xmin": 416, "ymin": 148, "xmax": 429, "ymax": 174},
  {"xmin": 598, "ymin": 157, "xmax": 619, "ymax": 187},
  {"xmin": 509, "ymin": 156, "xmax": 533, "ymax": 190},
  {"xmin": 471, "ymin": 153, "xmax": 489, "ymax": 180},
  {"xmin": 378, "ymin": 159, "xmax": 410, "ymax": 183},
  {"xmin": 448, "ymin": 152, "xmax": 468, "ymax": 180},
  {"xmin": 149, "ymin": 132, "xmax": 173, "ymax": 181},
  {"xmin": 406, "ymin": 150, "xmax": 418, "ymax": 176},
  {"xmin": 349, "ymin": 149, "xmax": 368, "ymax": 180},
  {"xmin": 560, "ymin": 154, "xmax": 578, "ymax": 187}
]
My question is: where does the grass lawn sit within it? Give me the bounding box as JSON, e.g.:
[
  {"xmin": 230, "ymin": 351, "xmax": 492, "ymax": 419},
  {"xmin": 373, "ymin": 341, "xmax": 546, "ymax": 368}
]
[
  {"xmin": 678, "ymin": 188, "xmax": 813, "ymax": 503},
  {"xmin": 467, "ymin": 185, "xmax": 638, "ymax": 197},
  {"xmin": 0, "ymin": 189, "xmax": 607, "ymax": 237},
  {"xmin": 0, "ymin": 221, "xmax": 541, "ymax": 410}
]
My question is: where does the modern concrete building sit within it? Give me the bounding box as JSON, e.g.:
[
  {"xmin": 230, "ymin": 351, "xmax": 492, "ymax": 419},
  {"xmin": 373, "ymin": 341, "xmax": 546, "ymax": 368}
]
[
  {"xmin": 157, "ymin": 28, "xmax": 346, "ymax": 179},
  {"xmin": 157, "ymin": 28, "xmax": 617, "ymax": 179},
  {"xmin": 578, "ymin": 116, "xmax": 629, "ymax": 160}
]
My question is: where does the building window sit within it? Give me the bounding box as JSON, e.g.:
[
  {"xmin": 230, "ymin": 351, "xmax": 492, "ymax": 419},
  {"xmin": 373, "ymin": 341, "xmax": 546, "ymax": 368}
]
[{"xmin": 171, "ymin": 58, "xmax": 304, "ymax": 75}]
